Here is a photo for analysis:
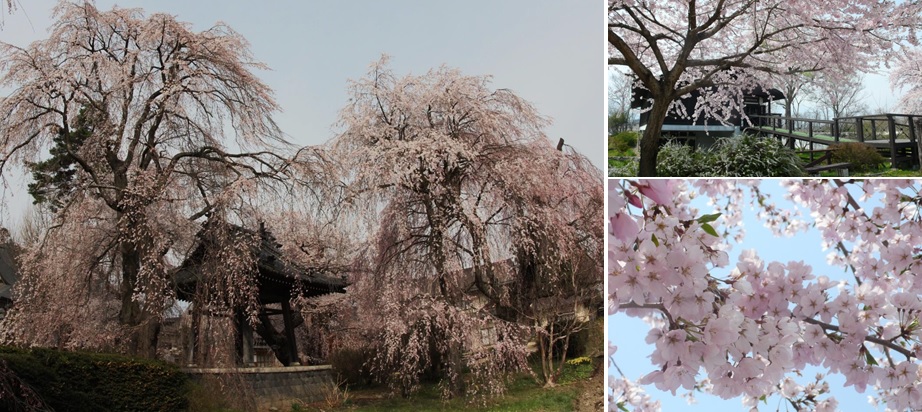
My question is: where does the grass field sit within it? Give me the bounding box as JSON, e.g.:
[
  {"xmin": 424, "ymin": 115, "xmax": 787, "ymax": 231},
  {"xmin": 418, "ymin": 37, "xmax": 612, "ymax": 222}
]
[{"xmin": 306, "ymin": 358, "xmax": 599, "ymax": 412}]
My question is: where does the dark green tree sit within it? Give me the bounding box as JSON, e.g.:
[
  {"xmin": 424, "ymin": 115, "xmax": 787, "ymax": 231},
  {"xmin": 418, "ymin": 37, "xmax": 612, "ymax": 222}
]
[{"xmin": 26, "ymin": 109, "xmax": 93, "ymax": 211}]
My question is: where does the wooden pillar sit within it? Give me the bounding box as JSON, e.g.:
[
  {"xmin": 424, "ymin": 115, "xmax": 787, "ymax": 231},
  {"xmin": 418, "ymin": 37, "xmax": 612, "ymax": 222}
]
[
  {"xmin": 281, "ymin": 300, "xmax": 300, "ymax": 366},
  {"xmin": 186, "ymin": 304, "xmax": 200, "ymax": 367},
  {"xmin": 233, "ymin": 311, "xmax": 255, "ymax": 366},
  {"xmin": 234, "ymin": 311, "xmax": 244, "ymax": 366},
  {"xmin": 856, "ymin": 118, "xmax": 864, "ymax": 142},
  {"xmin": 906, "ymin": 116, "xmax": 922, "ymax": 167},
  {"xmin": 833, "ymin": 118, "xmax": 840, "ymax": 142},
  {"xmin": 906, "ymin": 116, "xmax": 916, "ymax": 144},
  {"xmin": 242, "ymin": 314, "xmax": 254, "ymax": 366},
  {"xmin": 871, "ymin": 119, "xmax": 877, "ymax": 141},
  {"xmin": 888, "ymin": 114, "xmax": 897, "ymax": 167}
]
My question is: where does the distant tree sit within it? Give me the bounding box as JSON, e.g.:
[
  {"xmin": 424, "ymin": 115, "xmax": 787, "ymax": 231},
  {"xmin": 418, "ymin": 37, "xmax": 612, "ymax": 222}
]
[
  {"xmin": 0, "ymin": 1, "xmax": 290, "ymax": 357},
  {"xmin": 809, "ymin": 72, "xmax": 867, "ymax": 120},
  {"xmin": 609, "ymin": 70, "xmax": 633, "ymax": 135},
  {"xmin": 11, "ymin": 206, "xmax": 51, "ymax": 249},
  {"xmin": 332, "ymin": 58, "xmax": 603, "ymax": 397},
  {"xmin": 776, "ymin": 70, "xmax": 815, "ymax": 127},
  {"xmin": 893, "ymin": 49, "xmax": 922, "ymax": 116},
  {"xmin": 889, "ymin": 48, "xmax": 922, "ymax": 168}
]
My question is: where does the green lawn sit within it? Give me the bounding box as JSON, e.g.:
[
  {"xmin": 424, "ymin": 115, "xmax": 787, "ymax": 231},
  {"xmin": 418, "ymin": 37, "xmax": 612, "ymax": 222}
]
[
  {"xmin": 851, "ymin": 168, "xmax": 922, "ymax": 177},
  {"xmin": 608, "ymin": 147, "xmax": 637, "ymax": 176},
  {"xmin": 335, "ymin": 379, "xmax": 581, "ymax": 412},
  {"xmin": 760, "ymin": 127, "xmax": 837, "ymax": 142},
  {"xmin": 813, "ymin": 164, "xmax": 922, "ymax": 177},
  {"xmin": 318, "ymin": 359, "xmax": 597, "ymax": 412}
]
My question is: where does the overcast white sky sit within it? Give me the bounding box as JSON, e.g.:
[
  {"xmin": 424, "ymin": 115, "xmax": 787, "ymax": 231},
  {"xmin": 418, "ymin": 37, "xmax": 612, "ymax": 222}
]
[
  {"xmin": 609, "ymin": 67, "xmax": 905, "ymax": 117},
  {"xmin": 0, "ymin": 0, "xmax": 605, "ymax": 228}
]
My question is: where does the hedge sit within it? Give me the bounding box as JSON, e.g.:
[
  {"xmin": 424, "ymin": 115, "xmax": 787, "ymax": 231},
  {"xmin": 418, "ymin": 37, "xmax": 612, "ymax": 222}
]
[{"xmin": 0, "ymin": 346, "xmax": 189, "ymax": 412}]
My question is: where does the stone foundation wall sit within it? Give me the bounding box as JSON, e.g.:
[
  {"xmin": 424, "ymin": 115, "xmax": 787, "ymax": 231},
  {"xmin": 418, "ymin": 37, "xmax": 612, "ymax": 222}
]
[{"xmin": 185, "ymin": 365, "xmax": 332, "ymax": 411}]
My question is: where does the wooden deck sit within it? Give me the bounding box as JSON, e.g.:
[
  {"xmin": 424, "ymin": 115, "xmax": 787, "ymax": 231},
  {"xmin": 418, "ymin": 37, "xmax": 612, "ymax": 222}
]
[{"xmin": 746, "ymin": 114, "xmax": 920, "ymax": 168}]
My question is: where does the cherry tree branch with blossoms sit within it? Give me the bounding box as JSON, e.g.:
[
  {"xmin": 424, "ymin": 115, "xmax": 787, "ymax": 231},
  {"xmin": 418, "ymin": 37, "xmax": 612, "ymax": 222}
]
[{"xmin": 609, "ymin": 179, "xmax": 922, "ymax": 411}]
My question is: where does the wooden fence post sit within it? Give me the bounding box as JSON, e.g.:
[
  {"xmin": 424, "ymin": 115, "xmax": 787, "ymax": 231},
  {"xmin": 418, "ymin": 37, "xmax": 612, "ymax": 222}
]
[
  {"xmin": 888, "ymin": 114, "xmax": 897, "ymax": 166},
  {"xmin": 910, "ymin": 116, "xmax": 919, "ymax": 168}
]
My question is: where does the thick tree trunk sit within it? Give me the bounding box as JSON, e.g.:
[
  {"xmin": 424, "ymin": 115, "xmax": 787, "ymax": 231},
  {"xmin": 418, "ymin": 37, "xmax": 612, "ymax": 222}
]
[
  {"xmin": 915, "ymin": 119, "xmax": 922, "ymax": 172},
  {"xmin": 785, "ymin": 100, "xmax": 793, "ymax": 131},
  {"xmin": 638, "ymin": 97, "xmax": 672, "ymax": 177},
  {"xmin": 444, "ymin": 341, "xmax": 464, "ymax": 398},
  {"xmin": 118, "ymin": 243, "xmax": 161, "ymax": 358}
]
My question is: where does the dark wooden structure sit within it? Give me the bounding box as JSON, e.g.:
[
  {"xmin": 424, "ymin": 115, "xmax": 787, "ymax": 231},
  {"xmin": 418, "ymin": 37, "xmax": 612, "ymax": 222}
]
[
  {"xmin": 633, "ymin": 86, "xmax": 784, "ymax": 147},
  {"xmin": 748, "ymin": 113, "xmax": 921, "ymax": 168},
  {"xmin": 174, "ymin": 222, "xmax": 347, "ymax": 367},
  {"xmin": 0, "ymin": 243, "xmax": 19, "ymax": 311}
]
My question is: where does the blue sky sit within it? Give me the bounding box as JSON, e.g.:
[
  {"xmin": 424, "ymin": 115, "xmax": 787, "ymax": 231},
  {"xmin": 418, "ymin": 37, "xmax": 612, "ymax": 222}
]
[
  {"xmin": 0, "ymin": 0, "xmax": 604, "ymax": 227},
  {"xmin": 609, "ymin": 180, "xmax": 887, "ymax": 411}
]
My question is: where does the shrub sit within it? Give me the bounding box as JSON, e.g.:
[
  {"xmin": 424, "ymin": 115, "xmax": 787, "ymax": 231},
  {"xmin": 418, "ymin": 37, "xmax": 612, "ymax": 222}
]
[
  {"xmin": 706, "ymin": 134, "xmax": 807, "ymax": 177},
  {"xmin": 608, "ymin": 131, "xmax": 638, "ymax": 154},
  {"xmin": 655, "ymin": 141, "xmax": 708, "ymax": 177},
  {"xmin": 829, "ymin": 142, "xmax": 885, "ymax": 173},
  {"xmin": 0, "ymin": 359, "xmax": 50, "ymax": 412},
  {"xmin": 0, "ymin": 346, "xmax": 189, "ymax": 412},
  {"xmin": 608, "ymin": 157, "xmax": 638, "ymax": 177}
]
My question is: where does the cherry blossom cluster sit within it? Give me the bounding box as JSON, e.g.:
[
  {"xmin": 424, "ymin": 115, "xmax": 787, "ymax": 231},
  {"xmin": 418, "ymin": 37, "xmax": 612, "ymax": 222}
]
[
  {"xmin": 610, "ymin": 344, "xmax": 661, "ymax": 411},
  {"xmin": 609, "ymin": 179, "xmax": 922, "ymax": 411}
]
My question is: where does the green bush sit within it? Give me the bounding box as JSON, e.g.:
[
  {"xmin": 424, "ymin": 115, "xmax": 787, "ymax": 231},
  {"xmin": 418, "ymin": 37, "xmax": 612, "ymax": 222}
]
[
  {"xmin": 608, "ymin": 131, "xmax": 638, "ymax": 154},
  {"xmin": 706, "ymin": 135, "xmax": 807, "ymax": 177},
  {"xmin": 0, "ymin": 359, "xmax": 49, "ymax": 412},
  {"xmin": 829, "ymin": 142, "xmax": 885, "ymax": 173},
  {"xmin": 0, "ymin": 346, "xmax": 189, "ymax": 412},
  {"xmin": 652, "ymin": 135, "xmax": 806, "ymax": 177},
  {"xmin": 608, "ymin": 157, "xmax": 638, "ymax": 177},
  {"xmin": 655, "ymin": 141, "xmax": 709, "ymax": 176}
]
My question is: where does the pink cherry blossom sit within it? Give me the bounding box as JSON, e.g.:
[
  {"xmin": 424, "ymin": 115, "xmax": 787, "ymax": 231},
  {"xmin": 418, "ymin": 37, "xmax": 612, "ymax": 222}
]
[
  {"xmin": 610, "ymin": 213, "xmax": 640, "ymax": 243},
  {"xmin": 610, "ymin": 179, "xmax": 922, "ymax": 411},
  {"xmin": 634, "ymin": 180, "xmax": 676, "ymax": 206}
]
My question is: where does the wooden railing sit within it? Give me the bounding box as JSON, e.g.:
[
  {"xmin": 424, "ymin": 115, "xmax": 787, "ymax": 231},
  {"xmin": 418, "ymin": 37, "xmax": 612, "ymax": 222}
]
[
  {"xmin": 747, "ymin": 113, "xmax": 920, "ymax": 167},
  {"xmin": 749, "ymin": 114, "xmax": 836, "ymax": 142}
]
